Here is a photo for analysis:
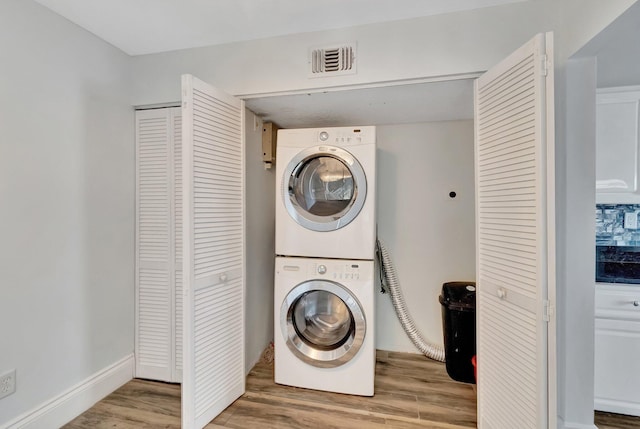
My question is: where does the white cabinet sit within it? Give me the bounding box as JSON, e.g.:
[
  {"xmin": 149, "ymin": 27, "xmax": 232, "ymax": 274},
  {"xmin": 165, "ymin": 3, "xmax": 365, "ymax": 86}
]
[
  {"xmin": 594, "ymin": 283, "xmax": 640, "ymax": 416},
  {"xmin": 135, "ymin": 107, "xmax": 183, "ymax": 383},
  {"xmin": 596, "ymin": 87, "xmax": 640, "ymax": 204}
]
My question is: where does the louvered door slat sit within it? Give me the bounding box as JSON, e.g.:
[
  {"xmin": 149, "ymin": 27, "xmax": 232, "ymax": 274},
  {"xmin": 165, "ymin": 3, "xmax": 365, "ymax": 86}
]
[
  {"xmin": 173, "ymin": 110, "xmax": 184, "ymax": 381},
  {"xmin": 182, "ymin": 74, "xmax": 245, "ymax": 429},
  {"xmin": 475, "ymin": 33, "xmax": 554, "ymax": 429},
  {"xmin": 135, "ymin": 109, "xmax": 172, "ymax": 382}
]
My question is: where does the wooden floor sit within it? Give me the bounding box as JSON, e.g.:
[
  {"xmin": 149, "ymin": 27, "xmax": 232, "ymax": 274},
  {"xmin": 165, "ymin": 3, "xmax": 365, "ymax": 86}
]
[
  {"xmin": 596, "ymin": 411, "xmax": 640, "ymax": 429},
  {"xmin": 63, "ymin": 350, "xmax": 640, "ymax": 428}
]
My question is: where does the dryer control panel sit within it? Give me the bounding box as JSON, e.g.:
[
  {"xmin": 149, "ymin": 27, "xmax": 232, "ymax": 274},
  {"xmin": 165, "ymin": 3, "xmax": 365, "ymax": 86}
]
[
  {"xmin": 316, "ymin": 126, "xmax": 375, "ymax": 146},
  {"xmin": 277, "ymin": 126, "xmax": 376, "ymax": 148}
]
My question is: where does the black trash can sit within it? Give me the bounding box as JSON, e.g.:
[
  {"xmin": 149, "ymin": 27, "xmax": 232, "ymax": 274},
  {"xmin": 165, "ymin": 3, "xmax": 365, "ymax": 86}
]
[{"xmin": 439, "ymin": 281, "xmax": 476, "ymax": 384}]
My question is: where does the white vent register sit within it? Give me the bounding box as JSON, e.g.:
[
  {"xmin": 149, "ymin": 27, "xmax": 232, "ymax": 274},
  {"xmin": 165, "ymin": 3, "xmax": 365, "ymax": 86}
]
[{"xmin": 309, "ymin": 43, "xmax": 356, "ymax": 77}]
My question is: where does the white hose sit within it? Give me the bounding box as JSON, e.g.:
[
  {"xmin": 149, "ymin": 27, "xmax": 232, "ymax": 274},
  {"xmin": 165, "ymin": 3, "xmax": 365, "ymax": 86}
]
[{"xmin": 377, "ymin": 240, "xmax": 446, "ymax": 362}]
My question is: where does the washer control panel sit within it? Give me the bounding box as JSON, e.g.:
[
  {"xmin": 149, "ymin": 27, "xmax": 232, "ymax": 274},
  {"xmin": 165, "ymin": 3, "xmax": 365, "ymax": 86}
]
[
  {"xmin": 310, "ymin": 261, "xmax": 362, "ymax": 280},
  {"xmin": 276, "ymin": 257, "xmax": 373, "ymax": 282},
  {"xmin": 332, "ymin": 263, "xmax": 361, "ymax": 280}
]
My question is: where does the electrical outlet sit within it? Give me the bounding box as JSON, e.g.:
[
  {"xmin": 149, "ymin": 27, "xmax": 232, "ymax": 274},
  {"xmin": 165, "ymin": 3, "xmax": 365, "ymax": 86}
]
[
  {"xmin": 625, "ymin": 212, "xmax": 639, "ymax": 230},
  {"xmin": 0, "ymin": 369, "xmax": 16, "ymax": 399}
]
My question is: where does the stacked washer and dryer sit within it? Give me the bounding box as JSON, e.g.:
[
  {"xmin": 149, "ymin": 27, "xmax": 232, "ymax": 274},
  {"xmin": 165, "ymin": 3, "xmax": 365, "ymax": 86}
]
[{"xmin": 274, "ymin": 126, "xmax": 377, "ymax": 396}]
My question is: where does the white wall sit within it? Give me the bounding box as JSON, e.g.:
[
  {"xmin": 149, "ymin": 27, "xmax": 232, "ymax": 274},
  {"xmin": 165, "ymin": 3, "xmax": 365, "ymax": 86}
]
[
  {"xmin": 127, "ymin": 3, "xmax": 638, "ymax": 428},
  {"xmin": 556, "ymin": 0, "xmax": 637, "ymax": 64},
  {"xmin": 243, "ymin": 112, "xmax": 276, "ymax": 371},
  {"xmin": 553, "ymin": 3, "xmax": 638, "ymax": 427},
  {"xmin": 572, "ymin": 1, "xmax": 640, "ymax": 88},
  {"xmin": 0, "ymin": 0, "xmax": 134, "ymax": 425},
  {"xmin": 0, "ymin": 0, "xmax": 635, "ymax": 427},
  {"xmin": 376, "ymin": 121, "xmax": 476, "ymax": 352},
  {"xmin": 557, "ymin": 57, "xmax": 598, "ymax": 429},
  {"xmin": 129, "ymin": 1, "xmax": 556, "ymax": 105},
  {"xmin": 127, "ymin": 0, "xmax": 560, "ymax": 362},
  {"xmin": 552, "ymin": 2, "xmax": 636, "ymax": 427}
]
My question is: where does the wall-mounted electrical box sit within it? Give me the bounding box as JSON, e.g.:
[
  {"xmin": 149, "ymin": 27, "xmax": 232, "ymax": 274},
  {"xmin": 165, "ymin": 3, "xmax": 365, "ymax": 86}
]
[{"xmin": 262, "ymin": 122, "xmax": 279, "ymax": 169}]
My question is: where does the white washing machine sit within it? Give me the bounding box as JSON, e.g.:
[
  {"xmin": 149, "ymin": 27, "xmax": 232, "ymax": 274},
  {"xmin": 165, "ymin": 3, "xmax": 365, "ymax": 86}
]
[
  {"xmin": 274, "ymin": 256, "xmax": 375, "ymax": 396},
  {"xmin": 275, "ymin": 126, "xmax": 376, "ymax": 260}
]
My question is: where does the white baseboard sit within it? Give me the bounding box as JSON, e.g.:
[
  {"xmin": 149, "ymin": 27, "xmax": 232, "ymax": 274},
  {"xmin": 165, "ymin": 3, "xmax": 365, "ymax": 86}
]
[
  {"xmin": 3, "ymin": 354, "xmax": 134, "ymax": 429},
  {"xmin": 559, "ymin": 420, "xmax": 598, "ymax": 429},
  {"xmin": 595, "ymin": 398, "xmax": 640, "ymax": 417}
]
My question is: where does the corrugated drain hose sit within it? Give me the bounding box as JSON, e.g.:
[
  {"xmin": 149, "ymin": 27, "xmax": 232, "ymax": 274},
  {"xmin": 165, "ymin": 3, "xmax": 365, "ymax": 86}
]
[{"xmin": 376, "ymin": 239, "xmax": 446, "ymax": 362}]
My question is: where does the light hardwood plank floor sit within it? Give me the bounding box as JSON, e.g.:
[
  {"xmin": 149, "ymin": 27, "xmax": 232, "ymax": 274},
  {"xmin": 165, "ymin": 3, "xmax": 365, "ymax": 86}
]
[
  {"xmin": 63, "ymin": 350, "xmax": 640, "ymax": 428},
  {"xmin": 595, "ymin": 411, "xmax": 640, "ymax": 429}
]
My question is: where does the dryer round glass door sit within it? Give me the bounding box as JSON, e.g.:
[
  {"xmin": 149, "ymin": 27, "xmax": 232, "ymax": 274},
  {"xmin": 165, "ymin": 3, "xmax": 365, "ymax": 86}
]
[
  {"xmin": 283, "ymin": 146, "xmax": 367, "ymax": 232},
  {"xmin": 281, "ymin": 280, "xmax": 366, "ymax": 368}
]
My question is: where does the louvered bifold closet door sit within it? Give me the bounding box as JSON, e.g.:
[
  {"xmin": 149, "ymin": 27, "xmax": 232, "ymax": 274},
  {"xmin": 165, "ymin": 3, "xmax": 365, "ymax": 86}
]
[
  {"xmin": 181, "ymin": 74, "xmax": 245, "ymax": 429},
  {"xmin": 135, "ymin": 109, "xmax": 174, "ymax": 382},
  {"xmin": 474, "ymin": 33, "xmax": 555, "ymax": 429}
]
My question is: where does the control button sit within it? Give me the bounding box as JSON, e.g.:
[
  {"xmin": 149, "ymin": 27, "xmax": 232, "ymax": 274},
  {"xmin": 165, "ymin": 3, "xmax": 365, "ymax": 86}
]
[
  {"xmin": 318, "ymin": 265, "xmax": 327, "ymax": 275},
  {"xmin": 319, "ymin": 131, "xmax": 329, "ymax": 141}
]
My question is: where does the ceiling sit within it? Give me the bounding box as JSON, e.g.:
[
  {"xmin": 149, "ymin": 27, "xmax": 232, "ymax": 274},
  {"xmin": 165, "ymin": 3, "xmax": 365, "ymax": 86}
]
[
  {"xmin": 245, "ymin": 79, "xmax": 476, "ymax": 128},
  {"xmin": 34, "ymin": 0, "xmax": 525, "ymax": 56}
]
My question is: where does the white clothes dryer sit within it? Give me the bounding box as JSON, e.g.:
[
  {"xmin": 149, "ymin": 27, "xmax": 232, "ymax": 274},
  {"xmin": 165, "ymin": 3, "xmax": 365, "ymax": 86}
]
[
  {"xmin": 274, "ymin": 256, "xmax": 375, "ymax": 396},
  {"xmin": 275, "ymin": 126, "xmax": 376, "ymax": 260}
]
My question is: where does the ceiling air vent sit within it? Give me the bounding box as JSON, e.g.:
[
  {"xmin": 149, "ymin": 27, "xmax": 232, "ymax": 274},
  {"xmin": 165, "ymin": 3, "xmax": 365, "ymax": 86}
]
[{"xmin": 309, "ymin": 43, "xmax": 357, "ymax": 78}]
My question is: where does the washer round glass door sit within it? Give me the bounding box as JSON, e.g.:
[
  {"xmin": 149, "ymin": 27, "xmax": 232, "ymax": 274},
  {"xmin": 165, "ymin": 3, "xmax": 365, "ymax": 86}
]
[
  {"xmin": 283, "ymin": 146, "xmax": 367, "ymax": 232},
  {"xmin": 281, "ymin": 280, "xmax": 366, "ymax": 368}
]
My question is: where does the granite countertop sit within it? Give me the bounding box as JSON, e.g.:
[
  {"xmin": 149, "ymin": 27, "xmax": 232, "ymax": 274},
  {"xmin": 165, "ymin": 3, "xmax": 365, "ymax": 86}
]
[{"xmin": 596, "ymin": 246, "xmax": 640, "ymax": 284}]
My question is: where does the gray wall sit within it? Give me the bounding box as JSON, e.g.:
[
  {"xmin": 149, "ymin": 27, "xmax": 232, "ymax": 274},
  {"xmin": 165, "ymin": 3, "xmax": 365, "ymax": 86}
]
[
  {"xmin": 375, "ymin": 121, "xmax": 476, "ymax": 352},
  {"xmin": 0, "ymin": 0, "xmax": 637, "ymax": 427},
  {"xmin": 243, "ymin": 111, "xmax": 276, "ymax": 371},
  {"xmin": 557, "ymin": 3, "xmax": 640, "ymax": 425},
  {"xmin": 560, "ymin": 56, "xmax": 598, "ymax": 428},
  {"xmin": 129, "ymin": 1, "xmax": 557, "ymax": 104},
  {"xmin": 128, "ymin": 3, "xmax": 636, "ymax": 427},
  {"xmin": 0, "ymin": 0, "xmax": 133, "ymax": 423}
]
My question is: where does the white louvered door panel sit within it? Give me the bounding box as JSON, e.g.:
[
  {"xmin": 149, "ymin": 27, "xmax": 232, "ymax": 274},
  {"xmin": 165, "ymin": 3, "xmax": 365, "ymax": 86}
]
[
  {"xmin": 474, "ymin": 33, "xmax": 555, "ymax": 429},
  {"xmin": 182, "ymin": 74, "xmax": 245, "ymax": 429},
  {"xmin": 172, "ymin": 109, "xmax": 184, "ymax": 382},
  {"xmin": 135, "ymin": 109, "xmax": 174, "ymax": 382}
]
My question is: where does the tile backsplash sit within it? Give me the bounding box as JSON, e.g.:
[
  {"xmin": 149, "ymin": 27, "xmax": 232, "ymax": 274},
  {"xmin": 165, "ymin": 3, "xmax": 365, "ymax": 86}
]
[{"xmin": 596, "ymin": 204, "xmax": 640, "ymax": 245}]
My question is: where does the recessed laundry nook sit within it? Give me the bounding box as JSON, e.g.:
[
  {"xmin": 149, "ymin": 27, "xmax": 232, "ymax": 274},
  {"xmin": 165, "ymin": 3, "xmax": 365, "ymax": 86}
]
[{"xmin": 4, "ymin": 2, "xmax": 640, "ymax": 429}]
